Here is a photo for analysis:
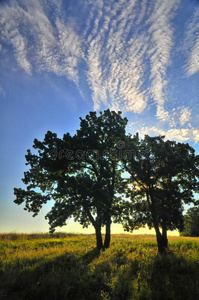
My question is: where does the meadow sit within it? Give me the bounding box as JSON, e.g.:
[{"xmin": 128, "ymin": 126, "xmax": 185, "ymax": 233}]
[{"xmin": 1, "ymin": 233, "xmax": 199, "ymax": 300}]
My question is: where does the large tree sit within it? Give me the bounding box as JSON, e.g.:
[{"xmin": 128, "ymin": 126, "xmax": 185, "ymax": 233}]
[
  {"xmin": 122, "ymin": 134, "xmax": 199, "ymax": 253},
  {"xmin": 14, "ymin": 110, "xmax": 127, "ymax": 250}
]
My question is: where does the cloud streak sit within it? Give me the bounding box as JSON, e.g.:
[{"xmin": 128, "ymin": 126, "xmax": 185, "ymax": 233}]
[
  {"xmin": 0, "ymin": 6, "xmax": 32, "ymax": 74},
  {"xmin": 0, "ymin": 0, "xmax": 83, "ymax": 84},
  {"xmin": 185, "ymin": 7, "xmax": 199, "ymax": 76},
  {"xmin": 85, "ymin": 0, "xmax": 149, "ymax": 113},
  {"xmin": 135, "ymin": 125, "xmax": 199, "ymax": 143},
  {"xmin": 146, "ymin": 0, "xmax": 180, "ymax": 121}
]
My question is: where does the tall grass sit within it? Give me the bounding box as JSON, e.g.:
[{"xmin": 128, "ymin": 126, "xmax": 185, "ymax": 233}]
[{"xmin": 1, "ymin": 233, "xmax": 199, "ymax": 300}]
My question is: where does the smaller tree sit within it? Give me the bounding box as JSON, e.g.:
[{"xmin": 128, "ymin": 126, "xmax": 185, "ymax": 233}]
[
  {"xmin": 181, "ymin": 206, "xmax": 199, "ymax": 237},
  {"xmin": 122, "ymin": 134, "xmax": 199, "ymax": 254}
]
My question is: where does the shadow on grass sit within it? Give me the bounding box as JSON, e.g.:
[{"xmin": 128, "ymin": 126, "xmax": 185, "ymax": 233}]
[
  {"xmin": 1, "ymin": 248, "xmax": 199, "ymax": 300},
  {"xmin": 0, "ymin": 248, "xmax": 103, "ymax": 300},
  {"xmin": 81, "ymin": 247, "xmax": 101, "ymax": 265},
  {"xmin": 149, "ymin": 252, "xmax": 199, "ymax": 300}
]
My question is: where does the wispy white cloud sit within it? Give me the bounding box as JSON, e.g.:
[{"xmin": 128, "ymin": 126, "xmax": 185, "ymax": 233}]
[
  {"xmin": 146, "ymin": 0, "xmax": 180, "ymax": 121},
  {"xmin": 165, "ymin": 106, "xmax": 192, "ymax": 128},
  {"xmin": 55, "ymin": 19, "xmax": 83, "ymax": 84},
  {"xmin": 185, "ymin": 7, "xmax": 199, "ymax": 76},
  {"xmin": 135, "ymin": 124, "xmax": 199, "ymax": 143},
  {"xmin": 0, "ymin": 6, "xmax": 32, "ymax": 74},
  {"xmin": 0, "ymin": 0, "xmax": 83, "ymax": 84},
  {"xmin": 12, "ymin": 32, "xmax": 32, "ymax": 74},
  {"xmin": 85, "ymin": 0, "xmax": 148, "ymax": 113},
  {"xmin": 131, "ymin": 106, "xmax": 193, "ymax": 141},
  {"xmin": 179, "ymin": 107, "xmax": 192, "ymax": 126},
  {"xmin": 87, "ymin": 39, "xmax": 108, "ymax": 110},
  {"xmin": 83, "ymin": 0, "xmax": 181, "ymax": 118}
]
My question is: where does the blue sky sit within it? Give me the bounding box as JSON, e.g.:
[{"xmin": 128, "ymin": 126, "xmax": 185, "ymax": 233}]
[{"xmin": 0, "ymin": 0, "xmax": 199, "ymax": 234}]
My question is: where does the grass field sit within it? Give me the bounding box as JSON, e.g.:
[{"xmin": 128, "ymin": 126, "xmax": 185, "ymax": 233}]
[{"xmin": 1, "ymin": 233, "xmax": 199, "ymax": 300}]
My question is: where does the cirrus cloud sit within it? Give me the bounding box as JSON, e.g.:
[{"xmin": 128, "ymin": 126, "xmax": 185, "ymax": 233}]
[
  {"xmin": 135, "ymin": 125, "xmax": 199, "ymax": 143},
  {"xmin": 0, "ymin": 0, "xmax": 198, "ymax": 143}
]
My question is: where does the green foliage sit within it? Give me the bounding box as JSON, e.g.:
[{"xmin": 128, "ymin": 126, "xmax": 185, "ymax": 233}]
[
  {"xmin": 122, "ymin": 134, "xmax": 199, "ymax": 253},
  {"xmin": 1, "ymin": 234, "xmax": 199, "ymax": 300},
  {"xmin": 14, "ymin": 109, "xmax": 128, "ymax": 249},
  {"xmin": 181, "ymin": 206, "xmax": 199, "ymax": 236}
]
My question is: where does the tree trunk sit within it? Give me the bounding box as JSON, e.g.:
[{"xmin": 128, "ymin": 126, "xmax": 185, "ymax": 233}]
[
  {"xmin": 149, "ymin": 203, "xmax": 165, "ymax": 254},
  {"xmin": 157, "ymin": 235, "xmax": 164, "ymax": 254},
  {"xmin": 83, "ymin": 205, "xmax": 103, "ymax": 250},
  {"xmin": 154, "ymin": 226, "xmax": 164, "ymax": 254},
  {"xmin": 155, "ymin": 226, "xmax": 168, "ymax": 254},
  {"xmin": 162, "ymin": 223, "xmax": 168, "ymax": 250},
  {"xmin": 152, "ymin": 216, "xmax": 166, "ymax": 254},
  {"xmin": 148, "ymin": 192, "xmax": 168, "ymax": 254},
  {"xmin": 104, "ymin": 217, "xmax": 111, "ymax": 249},
  {"xmin": 95, "ymin": 225, "xmax": 103, "ymax": 250}
]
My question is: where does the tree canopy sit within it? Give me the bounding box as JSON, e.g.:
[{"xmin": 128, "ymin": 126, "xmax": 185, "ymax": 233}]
[
  {"xmin": 14, "ymin": 109, "xmax": 128, "ymax": 249},
  {"xmin": 121, "ymin": 134, "xmax": 199, "ymax": 253}
]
